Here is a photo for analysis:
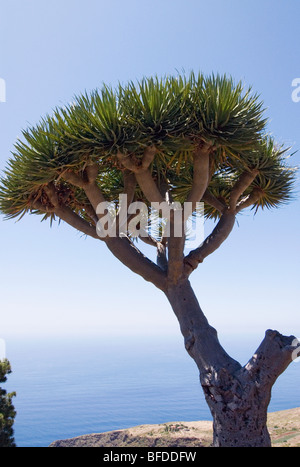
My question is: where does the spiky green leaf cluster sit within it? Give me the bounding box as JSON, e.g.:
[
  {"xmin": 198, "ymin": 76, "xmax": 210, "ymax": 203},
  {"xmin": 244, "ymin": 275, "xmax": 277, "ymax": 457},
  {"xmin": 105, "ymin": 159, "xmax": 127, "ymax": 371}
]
[{"xmin": 0, "ymin": 72, "xmax": 297, "ymax": 221}]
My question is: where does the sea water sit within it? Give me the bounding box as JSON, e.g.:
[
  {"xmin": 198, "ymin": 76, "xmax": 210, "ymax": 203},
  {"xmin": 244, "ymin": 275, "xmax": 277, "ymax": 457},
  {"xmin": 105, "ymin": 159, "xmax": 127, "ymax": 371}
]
[{"xmin": 3, "ymin": 333, "xmax": 299, "ymax": 447}]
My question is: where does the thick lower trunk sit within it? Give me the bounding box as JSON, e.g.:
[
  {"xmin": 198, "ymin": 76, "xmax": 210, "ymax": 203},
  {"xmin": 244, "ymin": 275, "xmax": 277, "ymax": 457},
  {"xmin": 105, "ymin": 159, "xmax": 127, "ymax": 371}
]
[
  {"xmin": 166, "ymin": 280, "xmax": 299, "ymax": 448},
  {"xmin": 210, "ymin": 396, "xmax": 271, "ymax": 447},
  {"xmin": 200, "ymin": 361, "xmax": 272, "ymax": 447}
]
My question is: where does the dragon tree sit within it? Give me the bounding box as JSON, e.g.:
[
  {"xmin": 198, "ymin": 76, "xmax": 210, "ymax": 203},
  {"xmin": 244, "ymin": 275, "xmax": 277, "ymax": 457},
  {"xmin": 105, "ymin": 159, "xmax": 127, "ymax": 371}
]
[{"xmin": 0, "ymin": 73, "xmax": 299, "ymax": 447}]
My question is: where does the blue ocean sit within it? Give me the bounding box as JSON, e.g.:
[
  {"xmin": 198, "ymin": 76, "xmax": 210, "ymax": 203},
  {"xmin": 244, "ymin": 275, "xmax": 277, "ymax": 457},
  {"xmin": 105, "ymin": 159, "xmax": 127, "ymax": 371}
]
[{"xmin": 3, "ymin": 333, "xmax": 300, "ymax": 447}]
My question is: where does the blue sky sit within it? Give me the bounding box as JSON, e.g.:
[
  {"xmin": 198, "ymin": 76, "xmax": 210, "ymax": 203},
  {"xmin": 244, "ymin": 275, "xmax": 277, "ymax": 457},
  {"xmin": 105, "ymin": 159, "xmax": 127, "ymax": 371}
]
[{"xmin": 0, "ymin": 0, "xmax": 299, "ymax": 343}]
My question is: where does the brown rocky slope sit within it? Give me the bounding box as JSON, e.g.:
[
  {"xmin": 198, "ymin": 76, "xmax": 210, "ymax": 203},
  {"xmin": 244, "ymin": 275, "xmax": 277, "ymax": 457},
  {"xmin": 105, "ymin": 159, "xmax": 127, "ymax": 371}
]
[{"xmin": 49, "ymin": 407, "xmax": 300, "ymax": 448}]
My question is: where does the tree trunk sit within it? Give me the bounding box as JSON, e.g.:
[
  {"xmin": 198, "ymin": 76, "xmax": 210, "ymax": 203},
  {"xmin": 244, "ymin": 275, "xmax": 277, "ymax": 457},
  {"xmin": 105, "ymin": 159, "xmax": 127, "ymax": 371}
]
[{"xmin": 165, "ymin": 280, "xmax": 298, "ymax": 447}]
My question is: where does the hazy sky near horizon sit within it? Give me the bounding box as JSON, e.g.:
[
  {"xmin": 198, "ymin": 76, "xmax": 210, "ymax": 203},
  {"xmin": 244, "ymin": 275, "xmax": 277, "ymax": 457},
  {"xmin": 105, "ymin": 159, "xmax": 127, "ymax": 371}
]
[{"xmin": 0, "ymin": 0, "xmax": 299, "ymax": 342}]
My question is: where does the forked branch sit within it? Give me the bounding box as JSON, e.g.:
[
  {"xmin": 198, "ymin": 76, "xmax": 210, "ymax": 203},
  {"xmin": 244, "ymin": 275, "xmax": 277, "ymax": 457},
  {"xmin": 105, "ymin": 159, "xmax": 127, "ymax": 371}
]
[
  {"xmin": 62, "ymin": 164, "xmax": 106, "ymax": 216},
  {"xmin": 117, "ymin": 147, "xmax": 164, "ymax": 204}
]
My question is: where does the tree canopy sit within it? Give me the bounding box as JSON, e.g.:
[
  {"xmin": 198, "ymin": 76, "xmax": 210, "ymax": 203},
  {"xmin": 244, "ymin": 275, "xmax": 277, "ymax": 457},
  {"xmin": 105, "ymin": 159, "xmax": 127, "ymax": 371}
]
[
  {"xmin": 0, "ymin": 72, "xmax": 297, "ymax": 291},
  {"xmin": 0, "ymin": 73, "xmax": 296, "ymax": 224}
]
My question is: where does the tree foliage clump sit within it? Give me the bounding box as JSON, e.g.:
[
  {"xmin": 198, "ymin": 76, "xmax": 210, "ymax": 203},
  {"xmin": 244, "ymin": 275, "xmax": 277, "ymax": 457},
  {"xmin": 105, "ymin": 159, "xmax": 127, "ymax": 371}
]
[{"xmin": 0, "ymin": 360, "xmax": 16, "ymax": 448}]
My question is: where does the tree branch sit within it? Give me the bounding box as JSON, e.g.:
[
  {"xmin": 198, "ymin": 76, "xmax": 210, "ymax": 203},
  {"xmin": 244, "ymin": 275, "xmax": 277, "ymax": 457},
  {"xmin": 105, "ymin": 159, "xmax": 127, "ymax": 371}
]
[
  {"xmin": 165, "ymin": 144, "xmax": 213, "ymax": 283},
  {"xmin": 123, "ymin": 170, "xmax": 137, "ymax": 205},
  {"xmin": 184, "ymin": 211, "xmax": 236, "ymax": 275},
  {"xmin": 136, "ymin": 169, "xmax": 165, "ymax": 204},
  {"xmin": 116, "ymin": 170, "xmax": 137, "ymax": 235},
  {"xmin": 55, "ymin": 204, "xmax": 99, "ymax": 239},
  {"xmin": 82, "ymin": 203, "xmax": 98, "ymax": 225},
  {"xmin": 43, "ymin": 183, "xmax": 59, "ymax": 207},
  {"xmin": 61, "ymin": 163, "xmax": 169, "ymax": 289},
  {"xmin": 85, "ymin": 162, "xmax": 99, "ymax": 183},
  {"xmin": 58, "ymin": 170, "xmax": 98, "ymax": 224},
  {"xmin": 60, "ymin": 170, "xmax": 86, "ymax": 188},
  {"xmin": 242, "ymin": 330, "xmax": 300, "ymax": 388},
  {"xmin": 105, "ymin": 236, "xmax": 167, "ymax": 291},
  {"xmin": 117, "ymin": 149, "xmax": 176, "ymax": 276},
  {"xmin": 62, "ymin": 167, "xmax": 106, "ymax": 218},
  {"xmin": 236, "ymin": 189, "xmax": 262, "ymax": 213},
  {"xmin": 31, "ymin": 200, "xmax": 55, "ymax": 213},
  {"xmin": 229, "ymin": 170, "xmax": 259, "ymax": 210},
  {"xmin": 32, "ymin": 198, "xmax": 99, "ymax": 240},
  {"xmin": 157, "ymin": 242, "xmax": 168, "ymax": 271},
  {"xmin": 167, "ymin": 210, "xmax": 186, "ymax": 283},
  {"xmin": 58, "ymin": 203, "xmax": 167, "ymax": 288},
  {"xmin": 136, "ymin": 229, "xmax": 158, "ymax": 247},
  {"xmin": 202, "ymin": 189, "xmax": 227, "ymax": 214},
  {"xmin": 116, "ymin": 152, "xmax": 139, "ymax": 172},
  {"xmin": 83, "ymin": 184, "xmax": 106, "ymax": 217},
  {"xmin": 187, "ymin": 144, "xmax": 211, "ymax": 210},
  {"xmin": 117, "ymin": 147, "xmax": 165, "ymax": 204}
]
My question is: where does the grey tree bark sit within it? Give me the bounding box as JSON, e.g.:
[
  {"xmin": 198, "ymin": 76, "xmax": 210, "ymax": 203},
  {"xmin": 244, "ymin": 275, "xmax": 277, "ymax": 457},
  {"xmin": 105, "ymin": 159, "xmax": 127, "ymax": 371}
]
[{"xmin": 166, "ymin": 280, "xmax": 299, "ymax": 447}]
